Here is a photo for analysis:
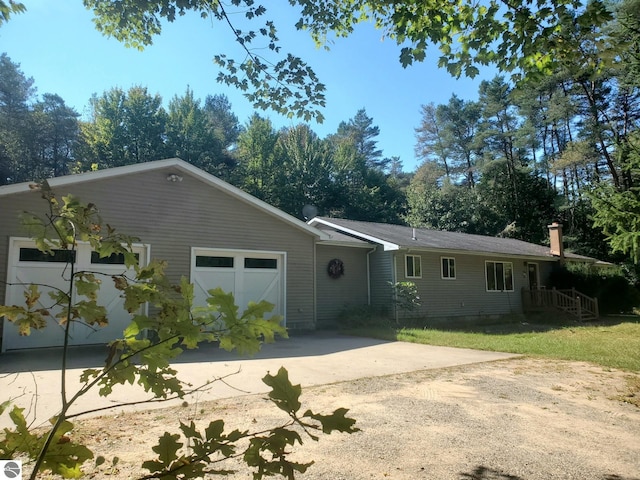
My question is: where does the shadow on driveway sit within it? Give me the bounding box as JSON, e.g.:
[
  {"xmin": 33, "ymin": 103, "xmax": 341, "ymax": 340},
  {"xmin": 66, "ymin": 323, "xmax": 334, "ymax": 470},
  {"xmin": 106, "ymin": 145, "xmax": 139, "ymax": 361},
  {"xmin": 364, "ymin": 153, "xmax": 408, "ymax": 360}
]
[{"xmin": 0, "ymin": 332, "xmax": 389, "ymax": 374}]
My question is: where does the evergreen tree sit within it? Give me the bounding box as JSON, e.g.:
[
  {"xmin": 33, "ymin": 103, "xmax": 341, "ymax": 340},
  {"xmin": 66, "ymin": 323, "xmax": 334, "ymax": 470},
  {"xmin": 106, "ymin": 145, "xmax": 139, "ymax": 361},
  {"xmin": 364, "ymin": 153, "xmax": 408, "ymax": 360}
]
[
  {"xmin": 202, "ymin": 93, "xmax": 242, "ymax": 180},
  {"xmin": 32, "ymin": 93, "xmax": 79, "ymax": 177},
  {"xmin": 415, "ymin": 96, "xmax": 481, "ymax": 186},
  {"xmin": 0, "ymin": 52, "xmax": 36, "ymax": 183},
  {"xmin": 334, "ymin": 109, "xmax": 387, "ymax": 171}
]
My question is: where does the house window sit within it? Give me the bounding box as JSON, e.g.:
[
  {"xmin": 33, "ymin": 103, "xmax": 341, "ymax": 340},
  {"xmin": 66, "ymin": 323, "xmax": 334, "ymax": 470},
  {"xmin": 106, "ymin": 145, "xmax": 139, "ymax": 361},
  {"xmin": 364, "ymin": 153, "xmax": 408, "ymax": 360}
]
[
  {"xmin": 485, "ymin": 261, "xmax": 514, "ymax": 292},
  {"xmin": 441, "ymin": 257, "xmax": 456, "ymax": 279},
  {"xmin": 405, "ymin": 255, "xmax": 422, "ymax": 278}
]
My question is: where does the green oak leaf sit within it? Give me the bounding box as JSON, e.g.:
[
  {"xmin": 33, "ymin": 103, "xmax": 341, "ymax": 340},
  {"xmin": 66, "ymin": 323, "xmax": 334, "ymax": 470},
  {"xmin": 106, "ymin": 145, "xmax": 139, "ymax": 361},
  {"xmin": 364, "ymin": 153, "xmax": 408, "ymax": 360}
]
[{"xmin": 262, "ymin": 367, "xmax": 302, "ymax": 414}]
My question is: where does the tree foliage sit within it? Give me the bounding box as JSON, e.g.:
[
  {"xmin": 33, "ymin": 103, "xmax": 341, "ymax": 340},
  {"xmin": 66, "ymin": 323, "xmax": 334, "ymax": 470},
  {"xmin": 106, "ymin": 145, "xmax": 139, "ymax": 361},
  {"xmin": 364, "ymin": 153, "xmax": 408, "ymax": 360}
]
[
  {"xmin": 592, "ymin": 132, "xmax": 640, "ymax": 262},
  {"xmin": 164, "ymin": 89, "xmax": 241, "ymax": 180},
  {"xmin": 292, "ymin": 0, "xmax": 613, "ymax": 78},
  {"xmin": 1, "ymin": 0, "xmax": 639, "ymax": 262},
  {"xmin": 0, "ymin": 54, "xmax": 82, "ymax": 184},
  {"xmin": 415, "ymin": 96, "xmax": 481, "ymax": 186},
  {"xmin": 82, "ymin": 0, "xmax": 326, "ymax": 122},
  {"xmin": 0, "ymin": 186, "xmax": 358, "ymax": 479},
  {"xmin": 0, "ymin": 0, "xmax": 599, "ymax": 121},
  {"xmin": 78, "ymin": 86, "xmax": 168, "ymax": 168},
  {"xmin": 0, "ymin": 0, "xmax": 24, "ymax": 26}
]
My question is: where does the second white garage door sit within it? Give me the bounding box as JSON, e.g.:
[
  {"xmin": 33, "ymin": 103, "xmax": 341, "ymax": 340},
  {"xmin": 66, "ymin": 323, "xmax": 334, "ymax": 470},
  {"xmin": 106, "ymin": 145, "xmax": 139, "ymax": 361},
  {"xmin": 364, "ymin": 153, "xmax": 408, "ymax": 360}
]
[{"xmin": 191, "ymin": 248, "xmax": 285, "ymax": 323}]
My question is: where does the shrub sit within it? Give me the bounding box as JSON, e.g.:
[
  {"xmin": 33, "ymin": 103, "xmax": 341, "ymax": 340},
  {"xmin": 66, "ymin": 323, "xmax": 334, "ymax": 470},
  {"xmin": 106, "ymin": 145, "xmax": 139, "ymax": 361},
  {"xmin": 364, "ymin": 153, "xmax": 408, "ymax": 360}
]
[
  {"xmin": 338, "ymin": 305, "xmax": 392, "ymax": 329},
  {"xmin": 549, "ymin": 262, "xmax": 640, "ymax": 314}
]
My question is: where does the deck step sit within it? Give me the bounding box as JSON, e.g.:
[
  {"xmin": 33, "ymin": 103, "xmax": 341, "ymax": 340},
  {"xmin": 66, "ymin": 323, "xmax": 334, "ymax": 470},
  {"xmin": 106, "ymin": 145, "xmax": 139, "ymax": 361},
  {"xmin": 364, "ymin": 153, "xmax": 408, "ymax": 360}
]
[{"xmin": 522, "ymin": 288, "xmax": 599, "ymax": 321}]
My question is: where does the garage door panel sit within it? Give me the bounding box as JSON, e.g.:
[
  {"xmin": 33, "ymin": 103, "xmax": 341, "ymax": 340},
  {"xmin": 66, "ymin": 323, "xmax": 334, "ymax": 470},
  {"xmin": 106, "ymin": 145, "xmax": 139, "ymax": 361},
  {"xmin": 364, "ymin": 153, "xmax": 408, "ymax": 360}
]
[
  {"xmin": 2, "ymin": 240, "xmax": 146, "ymax": 351},
  {"xmin": 192, "ymin": 249, "xmax": 284, "ymax": 323},
  {"xmin": 73, "ymin": 250, "xmax": 145, "ymax": 345},
  {"xmin": 8, "ymin": 267, "xmax": 70, "ymax": 349},
  {"xmin": 243, "ymin": 271, "xmax": 281, "ymax": 317},
  {"xmin": 70, "ymin": 280, "xmax": 130, "ymax": 346},
  {"xmin": 193, "ymin": 271, "xmax": 236, "ymax": 307}
]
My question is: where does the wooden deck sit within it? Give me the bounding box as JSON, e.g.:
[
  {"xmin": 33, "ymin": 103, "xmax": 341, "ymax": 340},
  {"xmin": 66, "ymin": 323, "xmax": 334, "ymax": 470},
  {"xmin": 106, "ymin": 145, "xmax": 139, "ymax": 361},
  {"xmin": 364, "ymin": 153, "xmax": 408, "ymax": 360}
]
[{"xmin": 522, "ymin": 287, "xmax": 599, "ymax": 321}]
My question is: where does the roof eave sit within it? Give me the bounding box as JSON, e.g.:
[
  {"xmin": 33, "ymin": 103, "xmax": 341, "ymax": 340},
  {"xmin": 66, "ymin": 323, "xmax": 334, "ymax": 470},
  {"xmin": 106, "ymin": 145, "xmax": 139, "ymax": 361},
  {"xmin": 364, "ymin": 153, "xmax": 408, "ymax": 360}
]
[
  {"xmin": 318, "ymin": 240, "xmax": 375, "ymax": 248},
  {"xmin": 396, "ymin": 244, "xmax": 559, "ymax": 261},
  {"xmin": 308, "ymin": 218, "xmax": 399, "ymax": 250}
]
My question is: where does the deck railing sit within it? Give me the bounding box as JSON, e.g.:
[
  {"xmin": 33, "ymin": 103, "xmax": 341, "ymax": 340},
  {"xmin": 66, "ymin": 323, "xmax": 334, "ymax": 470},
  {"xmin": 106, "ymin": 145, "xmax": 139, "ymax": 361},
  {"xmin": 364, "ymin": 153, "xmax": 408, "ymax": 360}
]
[{"xmin": 522, "ymin": 287, "xmax": 599, "ymax": 321}]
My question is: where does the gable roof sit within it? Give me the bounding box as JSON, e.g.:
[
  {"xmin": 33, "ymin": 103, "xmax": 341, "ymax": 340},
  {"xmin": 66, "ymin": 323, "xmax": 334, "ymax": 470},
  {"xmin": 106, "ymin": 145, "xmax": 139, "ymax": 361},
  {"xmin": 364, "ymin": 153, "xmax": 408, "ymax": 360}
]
[
  {"xmin": 0, "ymin": 158, "xmax": 329, "ymax": 240},
  {"xmin": 310, "ymin": 217, "xmax": 597, "ymax": 262}
]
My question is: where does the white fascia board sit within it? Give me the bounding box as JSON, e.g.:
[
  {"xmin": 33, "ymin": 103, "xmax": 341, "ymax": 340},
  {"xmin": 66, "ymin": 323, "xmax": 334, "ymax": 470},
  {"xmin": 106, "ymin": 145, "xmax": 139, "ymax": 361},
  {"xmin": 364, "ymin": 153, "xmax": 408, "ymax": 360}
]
[
  {"xmin": 318, "ymin": 240, "xmax": 375, "ymax": 249},
  {"xmin": 0, "ymin": 158, "xmax": 184, "ymax": 196},
  {"xmin": 308, "ymin": 218, "xmax": 400, "ymax": 251},
  {"xmin": 402, "ymin": 245, "xmax": 554, "ymax": 261},
  {"xmin": 0, "ymin": 158, "xmax": 329, "ymax": 240},
  {"xmin": 404, "ymin": 246, "xmax": 564, "ymax": 263}
]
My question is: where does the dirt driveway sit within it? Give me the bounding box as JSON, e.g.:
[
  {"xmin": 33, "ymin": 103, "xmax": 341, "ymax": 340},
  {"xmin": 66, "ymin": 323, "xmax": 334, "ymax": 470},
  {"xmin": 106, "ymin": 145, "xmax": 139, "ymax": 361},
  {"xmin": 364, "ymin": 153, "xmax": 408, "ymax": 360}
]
[
  {"xmin": 3, "ymin": 335, "xmax": 640, "ymax": 479},
  {"xmin": 64, "ymin": 359, "xmax": 640, "ymax": 479}
]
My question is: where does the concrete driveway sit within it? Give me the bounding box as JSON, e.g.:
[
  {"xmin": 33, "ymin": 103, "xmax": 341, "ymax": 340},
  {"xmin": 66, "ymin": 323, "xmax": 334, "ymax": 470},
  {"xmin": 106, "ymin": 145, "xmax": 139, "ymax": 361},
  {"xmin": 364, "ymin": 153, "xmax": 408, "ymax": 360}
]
[{"xmin": 0, "ymin": 332, "xmax": 517, "ymax": 429}]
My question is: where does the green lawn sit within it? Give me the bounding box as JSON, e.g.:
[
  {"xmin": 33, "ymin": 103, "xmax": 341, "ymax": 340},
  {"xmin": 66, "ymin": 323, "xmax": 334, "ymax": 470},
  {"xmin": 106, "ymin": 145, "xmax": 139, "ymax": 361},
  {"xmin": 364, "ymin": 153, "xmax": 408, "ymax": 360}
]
[{"xmin": 351, "ymin": 318, "xmax": 640, "ymax": 372}]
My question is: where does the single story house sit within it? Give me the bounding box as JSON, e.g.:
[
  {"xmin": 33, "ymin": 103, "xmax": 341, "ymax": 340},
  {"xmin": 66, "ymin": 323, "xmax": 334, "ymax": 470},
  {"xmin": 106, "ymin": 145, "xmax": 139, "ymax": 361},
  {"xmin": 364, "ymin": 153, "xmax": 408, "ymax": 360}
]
[
  {"xmin": 0, "ymin": 158, "xmax": 599, "ymax": 351},
  {"xmin": 309, "ymin": 217, "xmax": 600, "ymax": 326}
]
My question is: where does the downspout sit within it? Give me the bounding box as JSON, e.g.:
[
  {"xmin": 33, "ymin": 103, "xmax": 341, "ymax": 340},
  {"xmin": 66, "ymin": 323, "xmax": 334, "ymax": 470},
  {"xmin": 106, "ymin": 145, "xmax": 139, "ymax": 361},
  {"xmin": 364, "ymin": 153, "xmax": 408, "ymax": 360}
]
[
  {"xmin": 366, "ymin": 246, "xmax": 376, "ymax": 305},
  {"xmin": 312, "ymin": 238, "xmax": 317, "ymax": 329},
  {"xmin": 392, "ymin": 253, "xmax": 398, "ymax": 324}
]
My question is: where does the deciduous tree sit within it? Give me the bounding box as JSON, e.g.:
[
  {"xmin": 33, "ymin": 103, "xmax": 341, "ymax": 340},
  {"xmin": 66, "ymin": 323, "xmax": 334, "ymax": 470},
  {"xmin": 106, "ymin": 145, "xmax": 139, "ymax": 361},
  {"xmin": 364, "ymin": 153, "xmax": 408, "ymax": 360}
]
[
  {"xmin": 3, "ymin": 1, "xmax": 613, "ymax": 121},
  {"xmin": 79, "ymin": 86, "xmax": 167, "ymax": 168},
  {"xmin": 235, "ymin": 113, "xmax": 280, "ymax": 204}
]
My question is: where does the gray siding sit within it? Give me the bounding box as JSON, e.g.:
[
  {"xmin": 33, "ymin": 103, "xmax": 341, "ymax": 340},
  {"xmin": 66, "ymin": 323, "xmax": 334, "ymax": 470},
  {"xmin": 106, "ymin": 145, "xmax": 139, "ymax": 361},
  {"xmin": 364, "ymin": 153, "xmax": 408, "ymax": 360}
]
[
  {"xmin": 394, "ymin": 250, "xmax": 558, "ymax": 322},
  {"xmin": 316, "ymin": 245, "xmax": 369, "ymax": 328},
  {"xmin": 0, "ymin": 167, "xmax": 317, "ymax": 338},
  {"xmin": 369, "ymin": 247, "xmax": 394, "ymax": 313}
]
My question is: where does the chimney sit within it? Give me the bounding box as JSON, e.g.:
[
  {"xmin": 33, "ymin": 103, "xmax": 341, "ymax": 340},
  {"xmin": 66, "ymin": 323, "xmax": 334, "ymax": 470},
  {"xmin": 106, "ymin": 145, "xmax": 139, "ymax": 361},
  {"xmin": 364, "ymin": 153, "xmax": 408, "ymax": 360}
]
[{"xmin": 548, "ymin": 222, "xmax": 564, "ymax": 260}]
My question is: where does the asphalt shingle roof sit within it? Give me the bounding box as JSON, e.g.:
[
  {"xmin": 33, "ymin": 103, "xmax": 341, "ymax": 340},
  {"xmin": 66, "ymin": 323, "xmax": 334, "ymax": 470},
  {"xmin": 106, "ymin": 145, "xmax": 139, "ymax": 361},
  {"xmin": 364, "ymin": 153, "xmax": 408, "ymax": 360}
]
[{"xmin": 313, "ymin": 217, "xmax": 595, "ymax": 261}]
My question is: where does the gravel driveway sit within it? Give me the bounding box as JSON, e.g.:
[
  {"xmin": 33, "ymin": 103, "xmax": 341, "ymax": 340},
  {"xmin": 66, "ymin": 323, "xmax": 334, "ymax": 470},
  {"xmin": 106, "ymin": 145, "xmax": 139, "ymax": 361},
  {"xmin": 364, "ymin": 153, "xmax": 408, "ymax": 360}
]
[{"xmin": 68, "ymin": 356, "xmax": 640, "ymax": 480}]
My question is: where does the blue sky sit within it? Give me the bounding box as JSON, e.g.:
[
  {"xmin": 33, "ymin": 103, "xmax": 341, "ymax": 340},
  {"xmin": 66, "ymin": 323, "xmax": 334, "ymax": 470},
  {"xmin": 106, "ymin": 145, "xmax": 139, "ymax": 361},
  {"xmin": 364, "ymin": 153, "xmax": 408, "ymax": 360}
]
[{"xmin": 1, "ymin": 2, "xmax": 493, "ymax": 172}]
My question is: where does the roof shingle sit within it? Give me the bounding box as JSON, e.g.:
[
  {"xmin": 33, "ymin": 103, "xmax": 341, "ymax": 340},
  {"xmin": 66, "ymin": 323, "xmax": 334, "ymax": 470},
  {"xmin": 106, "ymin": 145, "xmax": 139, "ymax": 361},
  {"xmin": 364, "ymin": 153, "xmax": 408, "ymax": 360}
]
[{"xmin": 312, "ymin": 217, "xmax": 596, "ymax": 262}]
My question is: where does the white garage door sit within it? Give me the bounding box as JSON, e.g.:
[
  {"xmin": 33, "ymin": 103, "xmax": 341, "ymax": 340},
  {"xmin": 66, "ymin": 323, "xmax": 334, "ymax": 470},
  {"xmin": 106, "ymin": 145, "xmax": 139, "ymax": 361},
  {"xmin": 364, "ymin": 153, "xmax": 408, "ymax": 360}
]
[
  {"xmin": 2, "ymin": 238, "xmax": 147, "ymax": 352},
  {"xmin": 191, "ymin": 248, "xmax": 285, "ymax": 323}
]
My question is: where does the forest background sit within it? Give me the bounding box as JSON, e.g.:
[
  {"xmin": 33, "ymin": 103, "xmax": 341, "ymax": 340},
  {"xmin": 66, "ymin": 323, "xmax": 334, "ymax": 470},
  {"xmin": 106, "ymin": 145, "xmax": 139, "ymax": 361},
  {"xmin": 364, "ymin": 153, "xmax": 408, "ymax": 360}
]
[{"xmin": 1, "ymin": 0, "xmax": 639, "ymax": 272}]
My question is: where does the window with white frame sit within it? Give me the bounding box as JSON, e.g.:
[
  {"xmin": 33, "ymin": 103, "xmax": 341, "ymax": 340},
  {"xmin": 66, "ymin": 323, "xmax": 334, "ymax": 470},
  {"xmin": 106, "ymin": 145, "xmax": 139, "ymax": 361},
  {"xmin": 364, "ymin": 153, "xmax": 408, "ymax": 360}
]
[
  {"xmin": 441, "ymin": 257, "xmax": 456, "ymax": 279},
  {"xmin": 485, "ymin": 261, "xmax": 514, "ymax": 291},
  {"xmin": 405, "ymin": 255, "xmax": 422, "ymax": 278}
]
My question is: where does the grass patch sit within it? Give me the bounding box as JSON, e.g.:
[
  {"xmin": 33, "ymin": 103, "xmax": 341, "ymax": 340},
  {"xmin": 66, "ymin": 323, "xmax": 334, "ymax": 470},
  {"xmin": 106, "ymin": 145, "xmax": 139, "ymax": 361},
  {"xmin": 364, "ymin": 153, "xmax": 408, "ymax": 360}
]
[{"xmin": 349, "ymin": 318, "xmax": 640, "ymax": 372}]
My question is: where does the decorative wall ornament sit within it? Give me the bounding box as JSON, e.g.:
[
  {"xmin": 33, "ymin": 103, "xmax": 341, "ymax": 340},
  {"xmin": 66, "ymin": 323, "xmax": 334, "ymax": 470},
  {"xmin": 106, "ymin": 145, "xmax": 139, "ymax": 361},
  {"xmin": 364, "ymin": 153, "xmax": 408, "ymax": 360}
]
[{"xmin": 327, "ymin": 258, "xmax": 345, "ymax": 279}]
